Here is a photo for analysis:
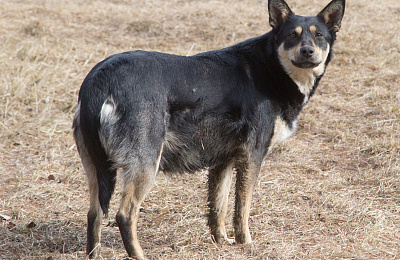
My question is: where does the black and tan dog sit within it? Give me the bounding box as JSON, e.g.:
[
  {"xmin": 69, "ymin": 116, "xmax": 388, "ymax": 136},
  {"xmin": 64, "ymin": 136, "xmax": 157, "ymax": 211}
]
[{"xmin": 73, "ymin": 0, "xmax": 345, "ymax": 258}]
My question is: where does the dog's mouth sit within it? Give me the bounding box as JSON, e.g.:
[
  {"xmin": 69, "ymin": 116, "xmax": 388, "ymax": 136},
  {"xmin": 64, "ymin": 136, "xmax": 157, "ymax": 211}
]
[{"xmin": 291, "ymin": 60, "xmax": 320, "ymax": 69}]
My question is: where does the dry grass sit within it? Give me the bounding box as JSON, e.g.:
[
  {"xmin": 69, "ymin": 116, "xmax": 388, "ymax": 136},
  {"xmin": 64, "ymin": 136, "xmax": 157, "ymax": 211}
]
[{"xmin": 0, "ymin": 0, "xmax": 399, "ymax": 259}]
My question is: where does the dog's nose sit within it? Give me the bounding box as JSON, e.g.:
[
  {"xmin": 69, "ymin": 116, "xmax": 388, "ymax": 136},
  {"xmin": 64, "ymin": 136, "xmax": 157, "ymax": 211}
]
[{"xmin": 300, "ymin": 46, "xmax": 315, "ymax": 58}]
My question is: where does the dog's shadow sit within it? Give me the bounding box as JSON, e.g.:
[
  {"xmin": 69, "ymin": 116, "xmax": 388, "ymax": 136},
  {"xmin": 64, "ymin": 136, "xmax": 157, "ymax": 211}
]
[
  {"xmin": 2, "ymin": 216, "xmax": 184, "ymax": 258},
  {"xmin": 2, "ymin": 219, "xmax": 120, "ymax": 257},
  {"xmin": 2, "ymin": 219, "xmax": 84, "ymax": 256}
]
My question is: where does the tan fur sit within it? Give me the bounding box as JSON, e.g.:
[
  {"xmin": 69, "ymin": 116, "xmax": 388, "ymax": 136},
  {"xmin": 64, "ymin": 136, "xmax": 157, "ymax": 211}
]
[
  {"xmin": 212, "ymin": 163, "xmax": 235, "ymax": 244},
  {"xmin": 118, "ymin": 185, "xmax": 146, "ymax": 259},
  {"xmin": 214, "ymin": 164, "xmax": 234, "ymax": 215},
  {"xmin": 74, "ymin": 104, "xmax": 104, "ymax": 257},
  {"xmin": 269, "ymin": 3, "xmax": 291, "ymax": 29},
  {"xmin": 321, "ymin": 6, "xmax": 341, "ymax": 32},
  {"xmin": 234, "ymin": 194, "xmax": 253, "ymax": 244},
  {"xmin": 116, "ymin": 148, "xmax": 162, "ymax": 260},
  {"xmin": 309, "ymin": 25, "xmax": 317, "ymax": 34},
  {"xmin": 238, "ymin": 190, "xmax": 253, "ymax": 244},
  {"xmin": 295, "ymin": 26, "xmax": 302, "ymax": 35},
  {"xmin": 74, "ymin": 103, "xmax": 101, "ymax": 215},
  {"xmin": 86, "ymin": 165, "xmax": 103, "ymax": 257},
  {"xmin": 117, "ymin": 170, "xmax": 156, "ymax": 260},
  {"xmin": 164, "ymin": 131, "xmax": 185, "ymax": 151},
  {"xmin": 234, "ymin": 161, "xmax": 260, "ymax": 244},
  {"xmin": 323, "ymin": 13, "xmax": 330, "ymax": 24},
  {"xmin": 277, "ymin": 43, "xmax": 330, "ymax": 98}
]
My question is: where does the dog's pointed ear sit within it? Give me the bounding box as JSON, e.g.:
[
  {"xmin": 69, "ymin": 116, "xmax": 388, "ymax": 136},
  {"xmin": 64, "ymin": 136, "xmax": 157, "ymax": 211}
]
[
  {"xmin": 318, "ymin": 0, "xmax": 345, "ymax": 33},
  {"xmin": 268, "ymin": 0, "xmax": 293, "ymax": 31}
]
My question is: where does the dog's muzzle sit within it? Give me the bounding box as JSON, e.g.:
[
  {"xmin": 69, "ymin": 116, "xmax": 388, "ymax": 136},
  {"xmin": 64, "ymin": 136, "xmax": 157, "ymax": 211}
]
[{"xmin": 292, "ymin": 46, "xmax": 321, "ymax": 69}]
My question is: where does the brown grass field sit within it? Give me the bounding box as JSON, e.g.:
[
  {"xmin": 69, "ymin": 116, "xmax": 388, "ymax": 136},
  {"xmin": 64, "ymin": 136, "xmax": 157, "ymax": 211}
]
[{"xmin": 1, "ymin": 0, "xmax": 399, "ymax": 259}]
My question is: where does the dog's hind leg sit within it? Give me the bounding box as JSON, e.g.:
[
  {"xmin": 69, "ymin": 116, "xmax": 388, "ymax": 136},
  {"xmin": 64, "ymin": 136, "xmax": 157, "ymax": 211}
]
[
  {"xmin": 116, "ymin": 167, "xmax": 157, "ymax": 260},
  {"xmin": 207, "ymin": 162, "xmax": 235, "ymax": 244},
  {"xmin": 75, "ymin": 142, "xmax": 117, "ymax": 258},
  {"xmin": 74, "ymin": 113, "xmax": 117, "ymax": 258},
  {"xmin": 85, "ymin": 156, "xmax": 117, "ymax": 258},
  {"xmin": 84, "ymin": 158, "xmax": 103, "ymax": 258},
  {"xmin": 116, "ymin": 146, "xmax": 163, "ymax": 260},
  {"xmin": 77, "ymin": 146, "xmax": 103, "ymax": 258},
  {"xmin": 233, "ymin": 159, "xmax": 261, "ymax": 244}
]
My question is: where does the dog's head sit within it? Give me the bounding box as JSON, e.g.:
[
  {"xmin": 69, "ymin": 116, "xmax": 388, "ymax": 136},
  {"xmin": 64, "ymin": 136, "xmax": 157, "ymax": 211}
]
[{"xmin": 268, "ymin": 0, "xmax": 345, "ymax": 73}]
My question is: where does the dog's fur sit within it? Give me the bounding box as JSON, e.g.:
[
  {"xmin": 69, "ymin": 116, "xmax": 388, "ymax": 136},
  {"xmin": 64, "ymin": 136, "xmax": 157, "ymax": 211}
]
[{"xmin": 73, "ymin": 0, "xmax": 345, "ymax": 258}]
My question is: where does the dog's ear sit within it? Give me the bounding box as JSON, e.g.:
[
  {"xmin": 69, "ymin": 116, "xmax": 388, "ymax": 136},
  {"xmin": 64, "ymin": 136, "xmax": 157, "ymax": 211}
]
[
  {"xmin": 318, "ymin": 0, "xmax": 345, "ymax": 33},
  {"xmin": 268, "ymin": 0, "xmax": 293, "ymax": 31}
]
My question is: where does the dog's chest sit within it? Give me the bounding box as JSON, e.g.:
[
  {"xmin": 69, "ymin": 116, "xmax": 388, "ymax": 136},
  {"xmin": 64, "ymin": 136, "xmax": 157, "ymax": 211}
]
[{"xmin": 268, "ymin": 116, "xmax": 297, "ymax": 153}]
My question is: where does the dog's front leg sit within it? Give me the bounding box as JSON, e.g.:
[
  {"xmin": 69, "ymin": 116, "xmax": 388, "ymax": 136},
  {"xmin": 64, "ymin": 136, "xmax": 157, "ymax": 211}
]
[
  {"xmin": 233, "ymin": 159, "xmax": 260, "ymax": 244},
  {"xmin": 207, "ymin": 162, "xmax": 235, "ymax": 244}
]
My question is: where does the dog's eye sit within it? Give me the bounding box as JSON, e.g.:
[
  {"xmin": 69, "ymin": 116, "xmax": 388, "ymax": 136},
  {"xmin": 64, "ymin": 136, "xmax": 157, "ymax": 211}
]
[
  {"xmin": 289, "ymin": 33, "xmax": 297, "ymax": 38},
  {"xmin": 315, "ymin": 33, "xmax": 323, "ymax": 38}
]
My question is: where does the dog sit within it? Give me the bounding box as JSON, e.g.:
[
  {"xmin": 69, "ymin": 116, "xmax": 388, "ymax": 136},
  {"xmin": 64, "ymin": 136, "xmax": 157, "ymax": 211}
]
[{"xmin": 73, "ymin": 0, "xmax": 345, "ymax": 258}]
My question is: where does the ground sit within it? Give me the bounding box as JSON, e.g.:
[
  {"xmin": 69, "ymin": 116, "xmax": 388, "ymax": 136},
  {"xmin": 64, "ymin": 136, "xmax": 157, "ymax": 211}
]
[{"xmin": 0, "ymin": 0, "xmax": 399, "ymax": 259}]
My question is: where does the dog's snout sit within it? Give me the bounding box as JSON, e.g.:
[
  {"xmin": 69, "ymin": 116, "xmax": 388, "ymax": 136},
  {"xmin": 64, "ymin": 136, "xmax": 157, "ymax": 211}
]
[{"xmin": 300, "ymin": 46, "xmax": 315, "ymax": 58}]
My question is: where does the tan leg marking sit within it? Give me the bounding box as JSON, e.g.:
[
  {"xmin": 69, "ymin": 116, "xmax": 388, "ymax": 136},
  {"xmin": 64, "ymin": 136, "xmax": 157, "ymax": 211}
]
[
  {"xmin": 208, "ymin": 163, "xmax": 235, "ymax": 244},
  {"xmin": 116, "ymin": 147, "xmax": 162, "ymax": 260},
  {"xmin": 234, "ymin": 160, "xmax": 260, "ymax": 244},
  {"xmin": 74, "ymin": 124, "xmax": 103, "ymax": 258}
]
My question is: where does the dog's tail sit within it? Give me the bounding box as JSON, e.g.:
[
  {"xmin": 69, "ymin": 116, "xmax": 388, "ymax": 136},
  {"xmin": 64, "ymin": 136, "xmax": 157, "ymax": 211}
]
[{"xmin": 96, "ymin": 158, "xmax": 117, "ymax": 217}]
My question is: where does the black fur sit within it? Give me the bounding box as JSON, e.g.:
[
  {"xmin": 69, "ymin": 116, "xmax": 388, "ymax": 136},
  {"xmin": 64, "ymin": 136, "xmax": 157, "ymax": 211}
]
[{"xmin": 73, "ymin": 0, "xmax": 345, "ymax": 258}]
